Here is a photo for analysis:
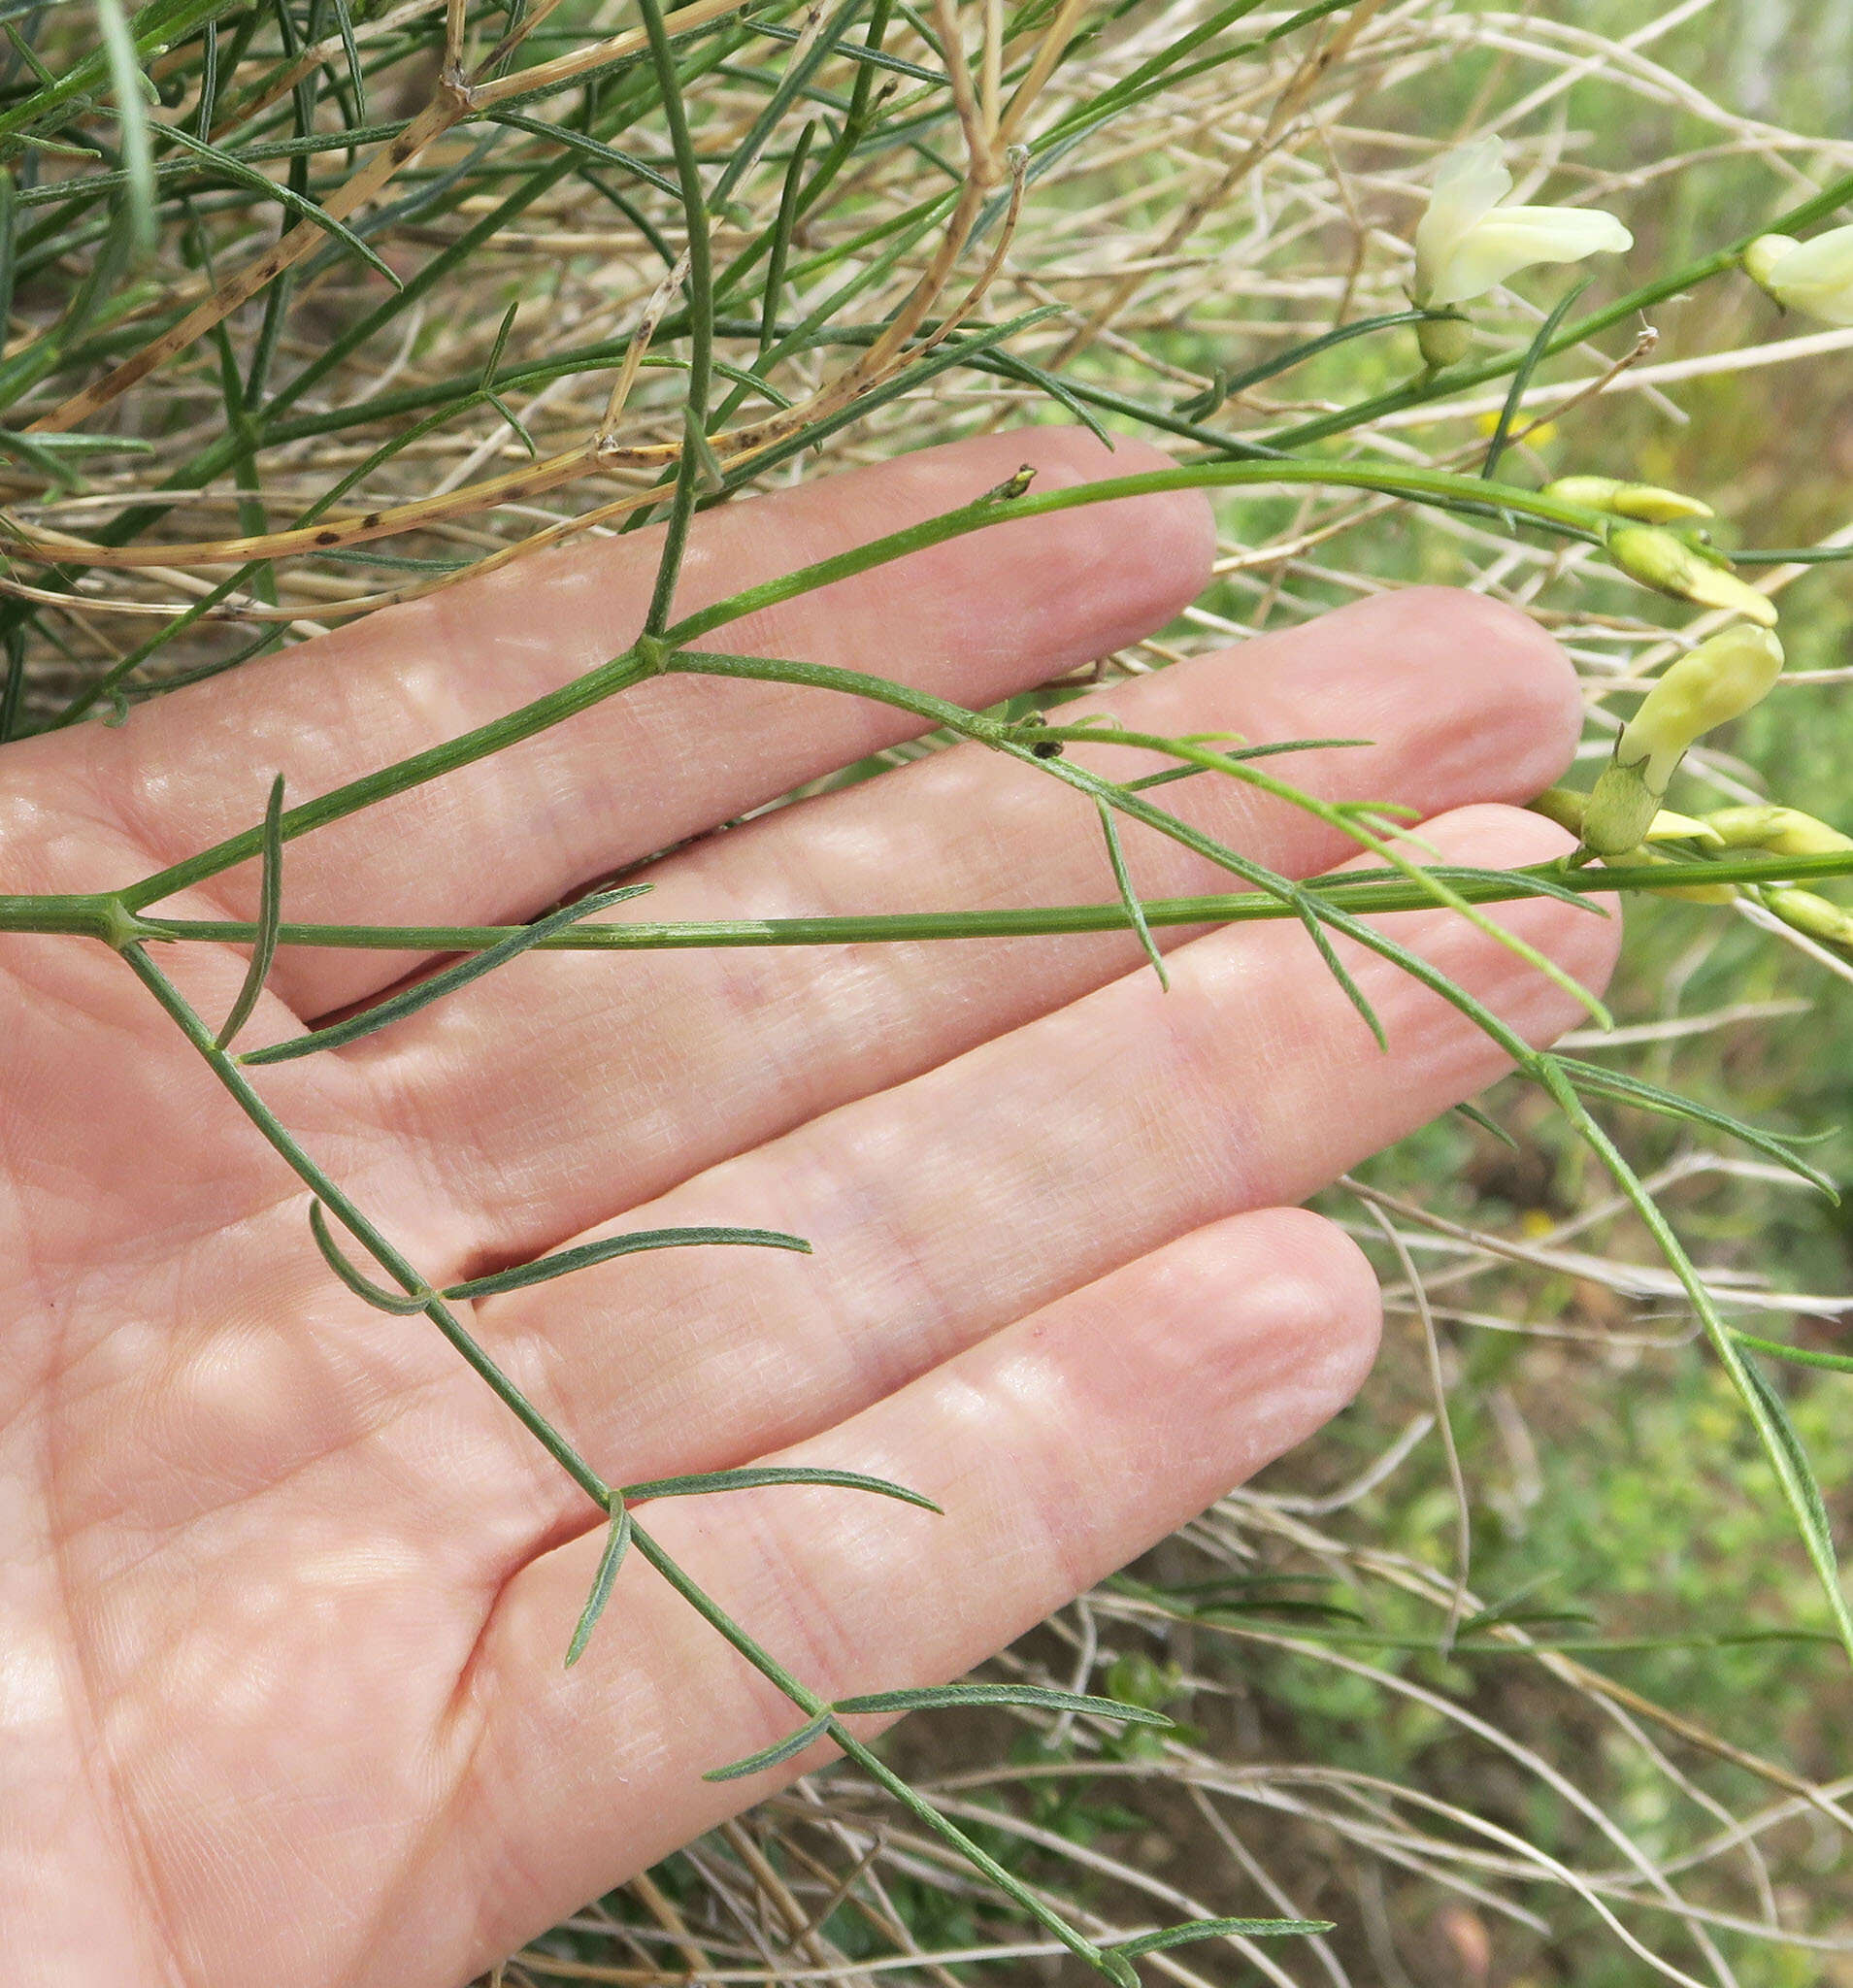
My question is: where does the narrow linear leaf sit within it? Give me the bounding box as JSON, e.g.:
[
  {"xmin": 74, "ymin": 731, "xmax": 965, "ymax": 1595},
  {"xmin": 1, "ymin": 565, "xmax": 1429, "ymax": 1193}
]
[
  {"xmin": 1438, "ymin": 863, "xmax": 1607, "ymax": 913},
  {"xmin": 622, "ymin": 1465, "xmax": 943, "ymax": 1513},
  {"xmin": 985, "ymin": 348, "xmax": 1114, "ymax": 447},
  {"xmin": 1454, "ymin": 1098, "xmax": 1518, "ymax": 1149},
  {"xmin": 1539, "ymin": 1059, "xmax": 1853, "ymax": 1666},
  {"xmin": 711, "ymin": 0, "xmax": 868, "ymax": 207},
  {"xmin": 745, "ymin": 14, "xmax": 941, "ymax": 83},
  {"xmin": 329, "ymin": 0, "xmax": 366, "ymax": 123},
  {"xmin": 0, "ymin": 628, "xmax": 23, "ymax": 746},
  {"xmin": 1558, "ymin": 1056, "xmax": 1837, "ymax": 1197},
  {"xmin": 1739, "ymin": 1355, "xmax": 1845, "ymax": 1580},
  {"xmin": 1097, "ymin": 798, "xmax": 1168, "ymax": 989},
  {"xmin": 1110, "ymin": 1916, "xmax": 1335, "ymax": 1959},
  {"xmin": 564, "ymin": 1500, "xmax": 633, "ymax": 1668},
  {"xmin": 214, "ymin": 774, "xmax": 284, "ymax": 1050},
  {"xmin": 1732, "ymin": 1331, "xmax": 1853, "ymax": 1375},
  {"xmin": 481, "ymin": 300, "xmax": 520, "ymax": 387},
  {"xmin": 446, "ymin": 1224, "xmax": 812, "ymax": 1301},
  {"xmin": 759, "ymin": 119, "xmax": 814, "ymax": 359},
  {"xmin": 1300, "ymin": 904, "xmax": 1386, "ymax": 1048},
  {"xmin": 486, "ymin": 111, "xmax": 682, "ymax": 199},
  {"xmin": 245, "ymin": 885, "xmax": 651, "ymax": 1063},
  {"xmin": 1121, "ymin": 738, "xmax": 1372, "ymax": 792},
  {"xmin": 191, "ymin": 18, "xmax": 219, "ymax": 136},
  {"xmin": 1481, "ymin": 278, "xmax": 1590, "ymax": 481},
  {"xmin": 309, "ymin": 1201, "xmax": 431, "ymax": 1314},
  {"xmin": 1208, "ymin": 309, "xmax": 1426, "ymax": 409},
  {"xmin": 702, "ymin": 1708, "xmax": 832, "ymax": 1780},
  {"xmin": 832, "ymin": 1684, "xmax": 1171, "ymax": 1726}
]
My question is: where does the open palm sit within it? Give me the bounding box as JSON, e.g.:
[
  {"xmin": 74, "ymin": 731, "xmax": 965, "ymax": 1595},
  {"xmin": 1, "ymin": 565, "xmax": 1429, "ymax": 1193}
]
[{"xmin": 0, "ymin": 429, "xmax": 1615, "ymax": 1986}]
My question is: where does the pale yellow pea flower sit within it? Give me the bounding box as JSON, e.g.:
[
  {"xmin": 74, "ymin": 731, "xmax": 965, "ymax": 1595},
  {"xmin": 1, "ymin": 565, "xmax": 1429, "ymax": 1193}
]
[
  {"xmin": 1744, "ymin": 227, "xmax": 1853, "ymax": 326},
  {"xmin": 1412, "ymin": 140, "xmax": 1632, "ymax": 366}
]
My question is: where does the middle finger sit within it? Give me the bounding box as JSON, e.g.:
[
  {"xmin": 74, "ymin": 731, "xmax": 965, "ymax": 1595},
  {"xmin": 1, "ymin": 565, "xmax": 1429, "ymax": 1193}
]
[{"xmin": 340, "ymin": 587, "xmax": 1582, "ymax": 1257}]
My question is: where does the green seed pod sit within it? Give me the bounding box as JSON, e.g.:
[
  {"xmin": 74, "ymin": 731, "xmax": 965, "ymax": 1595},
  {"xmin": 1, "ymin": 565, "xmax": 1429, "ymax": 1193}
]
[
  {"xmin": 1542, "ymin": 476, "xmax": 1714, "ymax": 523},
  {"xmin": 1702, "ymin": 804, "xmax": 1853, "ymax": 857},
  {"xmin": 1607, "ymin": 525, "xmax": 1778, "ymax": 625}
]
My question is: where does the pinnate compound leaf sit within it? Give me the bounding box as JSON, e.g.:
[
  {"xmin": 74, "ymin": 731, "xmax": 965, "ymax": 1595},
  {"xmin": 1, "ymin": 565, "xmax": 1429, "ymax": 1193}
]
[
  {"xmin": 445, "ymin": 1225, "xmax": 811, "ymax": 1301},
  {"xmin": 702, "ymin": 1709, "xmax": 832, "ymax": 1781},
  {"xmin": 564, "ymin": 1501, "xmax": 633, "ymax": 1668},
  {"xmin": 832, "ymin": 1683, "xmax": 1170, "ymax": 1726}
]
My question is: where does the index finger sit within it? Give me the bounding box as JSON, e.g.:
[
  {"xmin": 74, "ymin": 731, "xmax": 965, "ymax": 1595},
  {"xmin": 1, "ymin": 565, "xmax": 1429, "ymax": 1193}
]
[{"xmin": 29, "ymin": 429, "xmax": 1212, "ymax": 1015}]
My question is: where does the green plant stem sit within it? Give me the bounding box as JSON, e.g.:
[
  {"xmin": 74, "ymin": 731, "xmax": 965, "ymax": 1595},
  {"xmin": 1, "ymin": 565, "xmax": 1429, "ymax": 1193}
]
[
  {"xmin": 90, "ymin": 460, "xmax": 1600, "ymax": 915},
  {"xmin": 117, "ymin": 644, "xmax": 667, "ymax": 911},
  {"xmin": 623, "ymin": 1518, "xmax": 1116, "ymax": 1975},
  {"xmin": 118, "ymin": 940, "xmax": 612, "ymax": 1510},
  {"xmin": 662, "ymin": 461, "xmax": 1609, "ymax": 648},
  {"xmin": 1536, "ymin": 1056, "xmax": 1853, "ymax": 1665},
  {"xmin": 0, "ymin": 841, "xmax": 1840, "ymax": 952}
]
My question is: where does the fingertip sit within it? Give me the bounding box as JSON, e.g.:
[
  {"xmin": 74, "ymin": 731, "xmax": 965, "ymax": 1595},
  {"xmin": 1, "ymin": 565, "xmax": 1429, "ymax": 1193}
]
[
  {"xmin": 1403, "ymin": 586, "xmax": 1586, "ymax": 794},
  {"xmin": 1289, "ymin": 587, "xmax": 1585, "ymax": 804},
  {"xmin": 1200, "ymin": 1207, "xmax": 1383, "ymax": 1444},
  {"xmin": 1115, "ymin": 1208, "xmax": 1383, "ymax": 1483}
]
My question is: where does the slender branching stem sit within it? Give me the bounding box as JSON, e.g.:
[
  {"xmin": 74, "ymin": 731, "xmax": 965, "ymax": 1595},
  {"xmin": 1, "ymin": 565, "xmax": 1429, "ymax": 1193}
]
[{"xmin": 119, "ymin": 941, "xmax": 612, "ymax": 1511}]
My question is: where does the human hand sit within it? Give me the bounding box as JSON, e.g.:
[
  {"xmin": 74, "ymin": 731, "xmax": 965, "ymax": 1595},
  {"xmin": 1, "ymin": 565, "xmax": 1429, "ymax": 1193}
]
[{"xmin": 0, "ymin": 429, "xmax": 1615, "ymax": 1985}]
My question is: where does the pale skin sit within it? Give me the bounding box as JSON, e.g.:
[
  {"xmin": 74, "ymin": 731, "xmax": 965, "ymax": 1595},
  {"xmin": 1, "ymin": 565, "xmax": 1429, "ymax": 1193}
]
[{"xmin": 0, "ymin": 428, "xmax": 1618, "ymax": 1986}]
